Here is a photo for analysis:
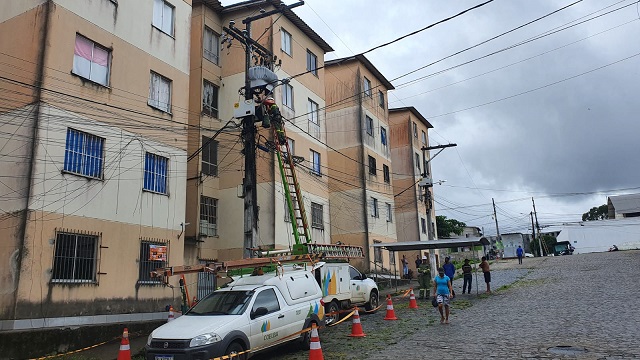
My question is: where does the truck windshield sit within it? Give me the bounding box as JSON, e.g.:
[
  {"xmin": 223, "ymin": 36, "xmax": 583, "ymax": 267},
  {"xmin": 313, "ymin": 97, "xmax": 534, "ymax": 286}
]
[{"xmin": 187, "ymin": 290, "xmax": 253, "ymax": 316}]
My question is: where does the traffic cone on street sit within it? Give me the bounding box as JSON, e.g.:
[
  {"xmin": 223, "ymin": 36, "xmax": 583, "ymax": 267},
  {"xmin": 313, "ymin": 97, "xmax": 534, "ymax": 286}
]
[
  {"xmin": 308, "ymin": 323, "xmax": 324, "ymax": 360},
  {"xmin": 348, "ymin": 308, "xmax": 366, "ymax": 337},
  {"xmin": 117, "ymin": 328, "xmax": 131, "ymax": 360},
  {"xmin": 383, "ymin": 295, "xmax": 398, "ymax": 320},
  {"xmin": 167, "ymin": 306, "xmax": 175, "ymax": 322},
  {"xmin": 408, "ymin": 288, "xmax": 419, "ymax": 309}
]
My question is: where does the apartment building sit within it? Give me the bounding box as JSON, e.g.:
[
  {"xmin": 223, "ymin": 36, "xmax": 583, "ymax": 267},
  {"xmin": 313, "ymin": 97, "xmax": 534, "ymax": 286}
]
[
  {"xmin": 185, "ymin": 0, "xmax": 334, "ymax": 270},
  {"xmin": 0, "ymin": 0, "xmax": 190, "ymax": 334},
  {"xmin": 389, "ymin": 107, "xmax": 436, "ymax": 271},
  {"xmin": 324, "ymin": 55, "xmax": 397, "ymax": 272}
]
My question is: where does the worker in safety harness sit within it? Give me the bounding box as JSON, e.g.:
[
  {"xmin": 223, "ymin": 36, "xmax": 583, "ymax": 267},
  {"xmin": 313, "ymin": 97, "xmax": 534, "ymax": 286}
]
[{"xmin": 263, "ymin": 96, "xmax": 286, "ymax": 144}]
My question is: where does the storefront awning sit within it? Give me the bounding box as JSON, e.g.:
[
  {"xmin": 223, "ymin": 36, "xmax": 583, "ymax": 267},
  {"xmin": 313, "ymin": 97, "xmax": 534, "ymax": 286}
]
[{"xmin": 370, "ymin": 237, "xmax": 490, "ymax": 251}]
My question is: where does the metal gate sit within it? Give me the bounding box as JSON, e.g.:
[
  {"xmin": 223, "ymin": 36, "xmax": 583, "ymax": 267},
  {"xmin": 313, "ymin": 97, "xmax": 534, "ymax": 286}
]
[{"xmin": 196, "ymin": 262, "xmax": 216, "ymax": 300}]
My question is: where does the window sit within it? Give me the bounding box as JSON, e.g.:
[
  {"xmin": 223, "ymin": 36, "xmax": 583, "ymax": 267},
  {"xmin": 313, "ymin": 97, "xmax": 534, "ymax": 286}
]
[
  {"xmin": 364, "ymin": 77, "xmax": 372, "ymax": 97},
  {"xmin": 373, "ymin": 240, "xmax": 382, "ymax": 263},
  {"xmin": 378, "ymin": 90, "xmax": 385, "ymax": 109},
  {"xmin": 412, "ymin": 122, "xmax": 418, "ymax": 138},
  {"xmin": 200, "ymin": 196, "xmax": 218, "ymax": 236},
  {"xmin": 284, "ymin": 195, "xmax": 297, "ymax": 222},
  {"xmin": 415, "ymin": 153, "xmax": 421, "ymax": 173},
  {"xmin": 310, "ymin": 150, "xmax": 321, "ymax": 175},
  {"xmin": 421, "ymin": 130, "xmax": 427, "ymax": 145},
  {"xmin": 252, "ymin": 289, "xmax": 280, "ymax": 316},
  {"xmin": 386, "ymin": 203, "xmax": 392, "ymax": 222},
  {"xmin": 52, "ymin": 232, "xmax": 98, "ymax": 283},
  {"xmin": 368, "ymin": 155, "xmax": 376, "ymax": 175},
  {"xmin": 203, "ymin": 27, "xmax": 220, "ymax": 64},
  {"xmin": 138, "ymin": 241, "xmax": 167, "ymax": 283},
  {"xmin": 306, "ymin": 50, "xmax": 318, "ymax": 76},
  {"xmin": 365, "ymin": 116, "xmax": 373, "ymax": 136},
  {"xmin": 287, "ymin": 138, "xmax": 295, "ymax": 155},
  {"xmin": 63, "ymin": 128, "xmax": 105, "ymax": 179},
  {"xmin": 311, "ymin": 202, "xmax": 323, "ymax": 229},
  {"xmin": 282, "ymin": 83, "xmax": 294, "ymax": 109},
  {"xmin": 72, "ymin": 34, "xmax": 110, "ymax": 86},
  {"xmin": 143, "ymin": 152, "xmax": 169, "ymax": 194},
  {"xmin": 421, "ymin": 218, "xmax": 427, "ymax": 234},
  {"xmin": 383, "ymin": 164, "xmax": 390, "ymax": 183},
  {"xmin": 202, "ymin": 80, "xmax": 219, "ymax": 118},
  {"xmin": 152, "ymin": 0, "xmax": 174, "ymax": 35},
  {"xmin": 389, "ymin": 251, "xmax": 395, "ymax": 265},
  {"xmin": 281, "ymin": 28, "xmax": 292, "ymax": 56},
  {"xmin": 149, "ymin": 72, "xmax": 171, "ymax": 113},
  {"xmin": 201, "ymin": 136, "xmax": 218, "ymax": 176},
  {"xmin": 381, "ymin": 127, "xmax": 387, "ymax": 146},
  {"xmin": 349, "ymin": 266, "xmax": 362, "ymax": 280},
  {"xmin": 372, "ymin": 197, "xmax": 379, "ymax": 218},
  {"xmin": 307, "ymin": 99, "xmax": 319, "ymax": 124}
]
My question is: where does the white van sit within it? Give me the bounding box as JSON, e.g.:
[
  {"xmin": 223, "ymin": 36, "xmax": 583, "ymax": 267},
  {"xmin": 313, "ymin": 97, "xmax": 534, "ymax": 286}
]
[
  {"xmin": 314, "ymin": 262, "xmax": 379, "ymax": 324},
  {"xmin": 145, "ymin": 268, "xmax": 324, "ymax": 360}
]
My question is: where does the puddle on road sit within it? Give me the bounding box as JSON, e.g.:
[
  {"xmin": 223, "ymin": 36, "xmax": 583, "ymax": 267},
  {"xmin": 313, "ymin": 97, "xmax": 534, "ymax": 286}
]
[{"xmin": 548, "ymin": 345, "xmax": 588, "ymax": 356}]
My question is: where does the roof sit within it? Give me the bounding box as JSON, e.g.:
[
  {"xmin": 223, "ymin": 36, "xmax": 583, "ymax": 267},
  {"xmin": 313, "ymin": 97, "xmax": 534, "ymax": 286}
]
[
  {"xmin": 371, "ymin": 237, "xmax": 490, "ymax": 251},
  {"xmin": 193, "ymin": 0, "xmax": 224, "ymax": 11},
  {"xmin": 608, "ymin": 193, "xmax": 640, "ymax": 214},
  {"xmin": 222, "ymin": 0, "xmax": 333, "ymax": 53},
  {"xmin": 325, "ymin": 54, "xmax": 395, "ymax": 90},
  {"xmin": 389, "ymin": 106, "xmax": 433, "ymax": 128}
]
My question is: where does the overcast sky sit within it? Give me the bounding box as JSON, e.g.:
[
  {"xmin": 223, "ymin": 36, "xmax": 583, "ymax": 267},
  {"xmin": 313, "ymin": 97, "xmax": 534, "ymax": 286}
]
[{"xmin": 223, "ymin": 0, "xmax": 640, "ymax": 236}]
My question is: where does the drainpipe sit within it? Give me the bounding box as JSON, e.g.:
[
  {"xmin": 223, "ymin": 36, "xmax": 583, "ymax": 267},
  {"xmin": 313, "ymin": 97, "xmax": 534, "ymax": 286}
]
[
  {"xmin": 13, "ymin": 0, "xmax": 52, "ymax": 319},
  {"xmin": 355, "ymin": 67, "xmax": 371, "ymax": 270}
]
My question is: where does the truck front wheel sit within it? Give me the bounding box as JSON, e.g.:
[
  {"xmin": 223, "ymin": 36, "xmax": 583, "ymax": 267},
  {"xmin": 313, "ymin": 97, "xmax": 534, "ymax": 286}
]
[
  {"xmin": 325, "ymin": 301, "xmax": 340, "ymax": 325},
  {"xmin": 225, "ymin": 342, "xmax": 246, "ymax": 360},
  {"xmin": 364, "ymin": 290, "xmax": 379, "ymax": 312}
]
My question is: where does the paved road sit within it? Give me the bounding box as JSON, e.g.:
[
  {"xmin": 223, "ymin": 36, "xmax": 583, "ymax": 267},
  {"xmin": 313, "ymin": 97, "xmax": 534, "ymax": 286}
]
[{"xmin": 262, "ymin": 251, "xmax": 640, "ymax": 359}]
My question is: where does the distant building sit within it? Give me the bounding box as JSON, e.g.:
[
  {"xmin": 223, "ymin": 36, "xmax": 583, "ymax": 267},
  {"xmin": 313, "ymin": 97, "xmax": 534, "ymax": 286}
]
[
  {"xmin": 500, "ymin": 233, "xmax": 525, "ymax": 258},
  {"xmin": 608, "ymin": 194, "xmax": 640, "ymax": 219},
  {"xmin": 550, "ymin": 218, "xmax": 640, "ymax": 253}
]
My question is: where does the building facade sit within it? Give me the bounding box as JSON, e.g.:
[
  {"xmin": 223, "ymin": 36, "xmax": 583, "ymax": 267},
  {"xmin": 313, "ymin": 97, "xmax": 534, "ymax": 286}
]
[
  {"xmin": 324, "ymin": 55, "xmax": 397, "ymax": 272},
  {"xmin": 0, "ymin": 0, "xmax": 190, "ymax": 330}
]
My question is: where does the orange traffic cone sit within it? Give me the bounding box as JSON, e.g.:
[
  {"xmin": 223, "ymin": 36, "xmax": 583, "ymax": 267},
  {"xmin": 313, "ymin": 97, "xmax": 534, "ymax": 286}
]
[
  {"xmin": 167, "ymin": 306, "xmax": 175, "ymax": 322},
  {"xmin": 408, "ymin": 288, "xmax": 419, "ymax": 309},
  {"xmin": 348, "ymin": 308, "xmax": 366, "ymax": 337},
  {"xmin": 117, "ymin": 328, "xmax": 131, "ymax": 360},
  {"xmin": 383, "ymin": 294, "xmax": 398, "ymax": 320},
  {"xmin": 308, "ymin": 323, "xmax": 324, "ymax": 360}
]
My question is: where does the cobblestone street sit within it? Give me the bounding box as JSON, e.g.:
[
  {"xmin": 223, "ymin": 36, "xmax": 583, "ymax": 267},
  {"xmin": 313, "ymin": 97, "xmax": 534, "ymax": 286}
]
[{"xmin": 262, "ymin": 250, "xmax": 640, "ymax": 359}]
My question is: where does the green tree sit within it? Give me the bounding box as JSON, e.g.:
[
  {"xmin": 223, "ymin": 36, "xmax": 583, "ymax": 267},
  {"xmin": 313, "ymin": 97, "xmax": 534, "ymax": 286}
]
[
  {"xmin": 529, "ymin": 234, "xmax": 557, "ymax": 256},
  {"xmin": 582, "ymin": 204, "xmax": 609, "ymax": 221},
  {"xmin": 436, "ymin": 215, "xmax": 466, "ymax": 238}
]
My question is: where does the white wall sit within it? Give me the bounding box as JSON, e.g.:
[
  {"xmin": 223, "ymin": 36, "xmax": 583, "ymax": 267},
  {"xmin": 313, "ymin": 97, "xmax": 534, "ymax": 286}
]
[
  {"xmin": 0, "ymin": 0, "xmax": 45, "ymax": 23},
  {"xmin": 30, "ymin": 104, "xmax": 186, "ymax": 230},
  {"xmin": 556, "ymin": 219, "xmax": 640, "ymax": 253}
]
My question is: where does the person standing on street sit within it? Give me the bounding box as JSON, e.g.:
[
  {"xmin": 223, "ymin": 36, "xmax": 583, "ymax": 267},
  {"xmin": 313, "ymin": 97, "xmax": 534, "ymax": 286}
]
[
  {"xmin": 479, "ymin": 256, "xmax": 491, "ymax": 294},
  {"xmin": 461, "ymin": 259, "xmax": 473, "ymax": 294},
  {"xmin": 443, "ymin": 257, "xmax": 456, "ymax": 298},
  {"xmin": 402, "ymin": 255, "xmax": 409, "ymax": 278},
  {"xmin": 415, "ymin": 254, "xmax": 422, "ymax": 271},
  {"xmin": 516, "ymin": 245, "xmax": 524, "ymax": 264},
  {"xmin": 432, "ymin": 267, "xmax": 453, "ymax": 324}
]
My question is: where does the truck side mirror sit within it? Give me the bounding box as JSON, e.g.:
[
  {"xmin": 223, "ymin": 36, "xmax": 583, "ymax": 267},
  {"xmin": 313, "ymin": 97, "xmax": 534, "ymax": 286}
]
[{"xmin": 251, "ymin": 307, "xmax": 268, "ymax": 319}]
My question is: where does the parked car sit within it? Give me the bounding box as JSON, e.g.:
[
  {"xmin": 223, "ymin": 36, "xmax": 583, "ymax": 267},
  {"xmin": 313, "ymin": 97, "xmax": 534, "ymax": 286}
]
[
  {"xmin": 145, "ymin": 267, "xmax": 324, "ymax": 360},
  {"xmin": 525, "ymin": 252, "xmax": 534, "ymax": 258}
]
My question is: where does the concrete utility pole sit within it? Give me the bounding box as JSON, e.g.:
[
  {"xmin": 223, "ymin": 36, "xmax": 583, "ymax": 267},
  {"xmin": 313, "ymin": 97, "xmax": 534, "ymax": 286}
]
[
  {"xmin": 225, "ymin": 2, "xmax": 304, "ymax": 259},
  {"xmin": 492, "ymin": 198, "xmax": 501, "ymax": 256},
  {"xmin": 421, "ymin": 143, "xmax": 456, "ymax": 276},
  {"xmin": 530, "ymin": 211, "xmax": 536, "ymax": 250},
  {"xmin": 532, "ymin": 197, "xmax": 543, "ymax": 256}
]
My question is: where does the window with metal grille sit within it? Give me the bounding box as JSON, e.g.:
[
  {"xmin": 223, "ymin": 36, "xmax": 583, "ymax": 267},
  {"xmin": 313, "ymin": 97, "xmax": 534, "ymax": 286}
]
[
  {"xmin": 311, "ymin": 202, "xmax": 323, "ymax": 229},
  {"xmin": 378, "ymin": 90, "xmax": 385, "ymax": 109},
  {"xmin": 365, "ymin": 116, "xmax": 373, "ymax": 136},
  {"xmin": 372, "ymin": 197, "xmax": 379, "ymax": 218},
  {"xmin": 374, "ymin": 240, "xmax": 382, "ymax": 263},
  {"xmin": 148, "ymin": 71, "xmax": 171, "ymax": 113},
  {"xmin": 52, "ymin": 232, "xmax": 98, "ymax": 283},
  {"xmin": 203, "ymin": 27, "xmax": 220, "ymax": 65},
  {"xmin": 364, "ymin": 77, "xmax": 372, "ymax": 97},
  {"xmin": 152, "ymin": 0, "xmax": 174, "ymax": 36},
  {"xmin": 281, "ymin": 28, "xmax": 292, "ymax": 55},
  {"xmin": 201, "ymin": 136, "xmax": 218, "ymax": 176},
  {"xmin": 138, "ymin": 241, "xmax": 167, "ymax": 284},
  {"xmin": 383, "ymin": 164, "xmax": 390, "ymax": 183},
  {"xmin": 368, "ymin": 155, "xmax": 376, "ymax": 175},
  {"xmin": 143, "ymin": 152, "xmax": 169, "ymax": 194},
  {"xmin": 200, "ymin": 196, "xmax": 218, "ymax": 236},
  {"xmin": 72, "ymin": 34, "xmax": 110, "ymax": 86},
  {"xmin": 63, "ymin": 128, "xmax": 104, "ymax": 179},
  {"xmin": 386, "ymin": 203, "xmax": 392, "ymax": 222},
  {"xmin": 202, "ymin": 80, "xmax": 219, "ymax": 118},
  {"xmin": 381, "ymin": 126, "xmax": 387, "ymax": 146},
  {"xmin": 306, "ymin": 49, "xmax": 318, "ymax": 76},
  {"xmin": 421, "ymin": 218, "xmax": 427, "ymax": 234}
]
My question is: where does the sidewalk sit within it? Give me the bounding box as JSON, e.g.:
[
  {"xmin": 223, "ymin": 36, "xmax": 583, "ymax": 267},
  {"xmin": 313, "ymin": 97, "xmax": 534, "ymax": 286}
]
[{"xmin": 71, "ymin": 333, "xmax": 148, "ymax": 360}]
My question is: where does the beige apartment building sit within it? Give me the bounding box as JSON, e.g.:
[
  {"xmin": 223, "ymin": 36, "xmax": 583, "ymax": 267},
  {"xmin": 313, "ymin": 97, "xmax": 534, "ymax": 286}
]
[
  {"xmin": 0, "ymin": 0, "xmax": 190, "ymax": 335},
  {"xmin": 324, "ymin": 55, "xmax": 398, "ymax": 272},
  {"xmin": 389, "ymin": 106, "xmax": 438, "ymax": 272},
  {"xmin": 184, "ymin": 0, "xmax": 334, "ymax": 278}
]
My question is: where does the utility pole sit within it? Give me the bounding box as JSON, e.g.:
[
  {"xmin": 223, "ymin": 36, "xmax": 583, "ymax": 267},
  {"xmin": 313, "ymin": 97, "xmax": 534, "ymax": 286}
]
[
  {"xmin": 530, "ymin": 211, "xmax": 536, "ymax": 252},
  {"xmin": 421, "ymin": 143, "xmax": 456, "ymax": 276},
  {"xmin": 492, "ymin": 198, "xmax": 501, "ymax": 258},
  {"xmin": 225, "ymin": 2, "xmax": 304, "ymax": 259},
  {"xmin": 532, "ymin": 197, "xmax": 543, "ymax": 256}
]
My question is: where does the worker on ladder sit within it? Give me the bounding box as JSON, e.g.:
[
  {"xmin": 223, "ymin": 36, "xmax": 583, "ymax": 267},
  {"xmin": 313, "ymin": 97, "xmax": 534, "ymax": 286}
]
[{"xmin": 263, "ymin": 97, "xmax": 286, "ymax": 144}]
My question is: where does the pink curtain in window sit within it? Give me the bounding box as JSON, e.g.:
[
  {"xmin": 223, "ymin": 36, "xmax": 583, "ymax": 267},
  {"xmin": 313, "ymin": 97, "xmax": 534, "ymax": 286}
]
[{"xmin": 74, "ymin": 35, "xmax": 93, "ymax": 61}]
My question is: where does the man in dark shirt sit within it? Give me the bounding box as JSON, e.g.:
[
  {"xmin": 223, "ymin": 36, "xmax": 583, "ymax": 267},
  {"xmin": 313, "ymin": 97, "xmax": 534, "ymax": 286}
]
[
  {"xmin": 461, "ymin": 259, "xmax": 472, "ymax": 294},
  {"xmin": 442, "ymin": 257, "xmax": 456, "ymax": 298}
]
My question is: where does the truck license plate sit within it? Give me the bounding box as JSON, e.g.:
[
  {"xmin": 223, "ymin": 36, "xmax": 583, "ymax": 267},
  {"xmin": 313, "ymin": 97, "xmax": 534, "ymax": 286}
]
[{"xmin": 155, "ymin": 356, "xmax": 173, "ymax": 360}]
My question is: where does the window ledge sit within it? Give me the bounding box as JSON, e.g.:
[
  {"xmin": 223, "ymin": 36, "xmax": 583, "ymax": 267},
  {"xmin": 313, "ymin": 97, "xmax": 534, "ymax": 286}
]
[
  {"xmin": 152, "ymin": 24, "xmax": 175, "ymax": 39},
  {"xmin": 71, "ymin": 71, "xmax": 111, "ymax": 89},
  {"xmin": 61, "ymin": 170, "xmax": 104, "ymax": 181},
  {"xmin": 143, "ymin": 188, "xmax": 170, "ymax": 197},
  {"xmin": 50, "ymin": 279, "xmax": 97, "ymax": 285},
  {"xmin": 148, "ymin": 103, "xmax": 173, "ymax": 116},
  {"xmin": 137, "ymin": 280, "xmax": 164, "ymax": 286}
]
